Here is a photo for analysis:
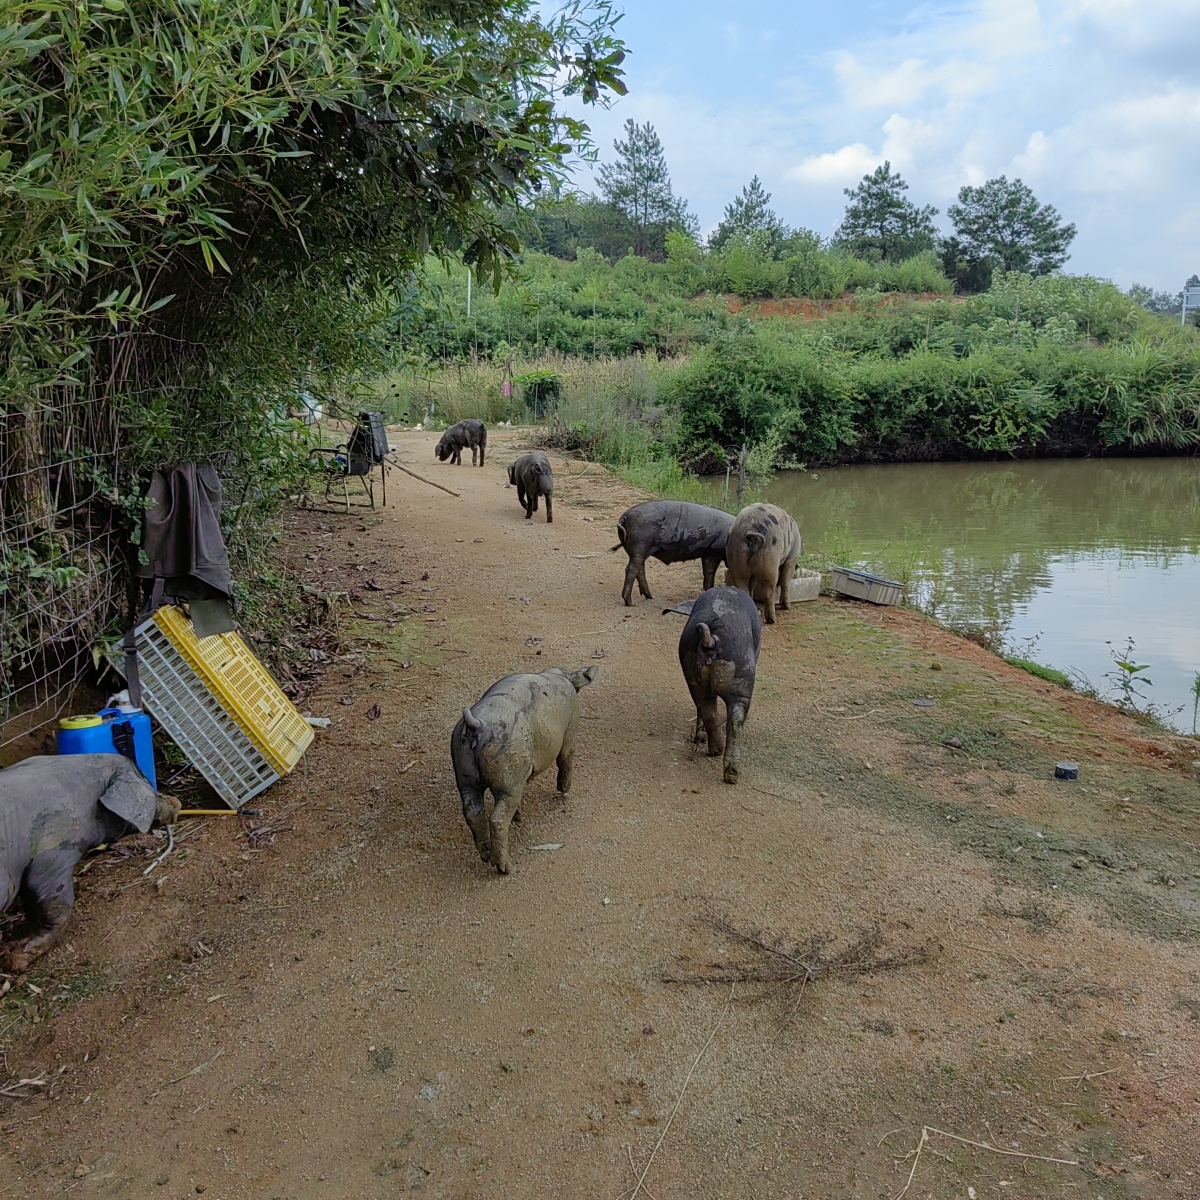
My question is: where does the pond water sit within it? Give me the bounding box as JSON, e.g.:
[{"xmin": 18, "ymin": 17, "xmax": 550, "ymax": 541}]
[{"xmin": 701, "ymin": 458, "xmax": 1200, "ymax": 732}]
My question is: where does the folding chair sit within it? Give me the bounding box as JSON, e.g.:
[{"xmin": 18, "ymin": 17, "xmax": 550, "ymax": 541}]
[{"xmin": 309, "ymin": 411, "xmax": 390, "ymax": 512}]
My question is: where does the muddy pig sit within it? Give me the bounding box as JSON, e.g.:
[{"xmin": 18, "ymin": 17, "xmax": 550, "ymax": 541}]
[
  {"xmin": 678, "ymin": 587, "xmax": 761, "ymax": 784},
  {"xmin": 451, "ymin": 666, "xmax": 597, "ymax": 873},
  {"xmin": 612, "ymin": 500, "xmax": 735, "ymax": 606},
  {"xmin": 435, "ymin": 419, "xmax": 487, "ymax": 465},
  {"xmin": 508, "ymin": 452, "xmax": 554, "ymax": 522},
  {"xmin": 724, "ymin": 502, "xmax": 801, "ymax": 624},
  {"xmin": 1, "ymin": 755, "xmax": 180, "ymax": 970}
]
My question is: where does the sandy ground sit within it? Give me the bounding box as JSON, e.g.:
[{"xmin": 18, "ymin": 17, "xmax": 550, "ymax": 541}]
[{"xmin": 2, "ymin": 427, "xmax": 1200, "ymax": 1200}]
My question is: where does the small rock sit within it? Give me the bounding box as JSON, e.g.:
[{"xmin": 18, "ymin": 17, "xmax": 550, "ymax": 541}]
[
  {"xmin": 602, "ymin": 897, "xmax": 610, "ymax": 906},
  {"xmin": 366, "ymin": 703, "xmax": 382, "ymax": 721},
  {"xmin": 154, "ymin": 1176, "xmax": 169, "ymax": 1187},
  {"xmin": 73, "ymin": 1167, "xmax": 87, "ymax": 1179},
  {"xmin": 946, "ymin": 736, "xmax": 962, "ymax": 749},
  {"xmin": 930, "ymin": 661, "xmax": 942, "ymax": 671}
]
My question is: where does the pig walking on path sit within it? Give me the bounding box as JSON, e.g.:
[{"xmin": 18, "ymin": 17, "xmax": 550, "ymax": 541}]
[
  {"xmin": 435, "ymin": 419, "xmax": 487, "ymax": 466},
  {"xmin": 725, "ymin": 502, "xmax": 801, "ymax": 624},
  {"xmin": 678, "ymin": 588, "xmax": 761, "ymax": 785},
  {"xmin": 612, "ymin": 500, "xmax": 735, "ymax": 606},
  {"xmin": 452, "ymin": 666, "xmax": 597, "ymax": 873},
  {"xmin": 508, "ymin": 452, "xmax": 555, "ymax": 522}
]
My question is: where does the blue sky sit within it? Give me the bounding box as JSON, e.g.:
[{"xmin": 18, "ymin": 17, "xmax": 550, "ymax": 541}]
[{"xmin": 563, "ymin": 0, "xmax": 1200, "ymax": 290}]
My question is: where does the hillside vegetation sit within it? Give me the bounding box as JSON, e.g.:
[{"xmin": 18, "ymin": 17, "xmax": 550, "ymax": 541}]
[{"xmin": 382, "ymin": 261, "xmax": 1200, "ymax": 475}]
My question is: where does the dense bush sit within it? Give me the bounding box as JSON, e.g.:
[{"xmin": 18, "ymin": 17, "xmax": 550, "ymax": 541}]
[
  {"xmin": 0, "ymin": 0, "xmax": 626, "ymax": 726},
  {"xmin": 668, "ymin": 275, "xmax": 1200, "ymax": 467}
]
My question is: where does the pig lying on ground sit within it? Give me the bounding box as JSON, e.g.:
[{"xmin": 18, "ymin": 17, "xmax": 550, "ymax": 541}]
[
  {"xmin": 435, "ymin": 419, "xmax": 487, "ymax": 466},
  {"xmin": 451, "ymin": 666, "xmax": 597, "ymax": 873},
  {"xmin": 508, "ymin": 452, "xmax": 554, "ymax": 522},
  {"xmin": 724, "ymin": 502, "xmax": 801, "ymax": 624},
  {"xmin": 612, "ymin": 501, "xmax": 735, "ymax": 606},
  {"xmin": 678, "ymin": 587, "xmax": 761, "ymax": 784},
  {"xmin": 1, "ymin": 755, "xmax": 180, "ymax": 970}
]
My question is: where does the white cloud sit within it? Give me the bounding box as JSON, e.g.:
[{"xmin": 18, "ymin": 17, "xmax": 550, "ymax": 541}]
[
  {"xmin": 787, "ymin": 143, "xmax": 881, "ymax": 185},
  {"xmin": 835, "ymin": 55, "xmax": 933, "ymax": 108},
  {"xmin": 961, "ymin": 0, "xmax": 1046, "ymax": 58}
]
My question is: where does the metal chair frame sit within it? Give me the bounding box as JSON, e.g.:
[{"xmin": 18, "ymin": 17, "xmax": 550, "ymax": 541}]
[{"xmin": 308, "ymin": 413, "xmax": 389, "ymax": 512}]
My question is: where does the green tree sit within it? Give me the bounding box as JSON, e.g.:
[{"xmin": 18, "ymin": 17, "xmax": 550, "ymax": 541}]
[
  {"xmin": 709, "ymin": 176, "xmax": 789, "ymax": 253},
  {"xmin": 598, "ymin": 119, "xmax": 696, "ymax": 258},
  {"xmin": 835, "ymin": 162, "xmax": 938, "ymax": 262},
  {"xmin": 0, "ymin": 0, "xmax": 627, "ymax": 714},
  {"xmin": 1127, "ymin": 283, "xmax": 1181, "ymax": 316},
  {"xmin": 946, "ymin": 177, "xmax": 1076, "ymax": 283}
]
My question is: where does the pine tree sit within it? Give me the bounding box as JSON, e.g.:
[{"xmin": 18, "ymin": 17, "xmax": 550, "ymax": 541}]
[
  {"xmin": 946, "ymin": 177, "xmax": 1075, "ymax": 282},
  {"xmin": 710, "ymin": 176, "xmax": 788, "ymax": 252},
  {"xmin": 597, "ymin": 119, "xmax": 695, "ymax": 258},
  {"xmin": 834, "ymin": 162, "xmax": 938, "ymax": 262}
]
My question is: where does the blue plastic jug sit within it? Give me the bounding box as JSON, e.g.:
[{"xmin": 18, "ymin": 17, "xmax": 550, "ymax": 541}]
[{"xmin": 57, "ymin": 708, "xmax": 158, "ymax": 790}]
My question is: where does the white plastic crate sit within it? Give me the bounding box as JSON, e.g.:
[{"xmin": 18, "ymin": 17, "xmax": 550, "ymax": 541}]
[
  {"xmin": 831, "ymin": 567, "xmax": 902, "ymax": 606},
  {"xmin": 130, "ymin": 615, "xmax": 280, "ymax": 807},
  {"xmin": 790, "ymin": 568, "xmax": 822, "ymax": 603}
]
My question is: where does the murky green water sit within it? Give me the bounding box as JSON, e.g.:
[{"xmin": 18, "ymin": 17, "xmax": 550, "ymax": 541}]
[{"xmin": 701, "ymin": 458, "xmax": 1200, "ymax": 732}]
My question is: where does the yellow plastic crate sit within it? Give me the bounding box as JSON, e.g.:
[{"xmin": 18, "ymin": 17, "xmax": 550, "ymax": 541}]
[{"xmin": 152, "ymin": 606, "xmax": 313, "ymax": 775}]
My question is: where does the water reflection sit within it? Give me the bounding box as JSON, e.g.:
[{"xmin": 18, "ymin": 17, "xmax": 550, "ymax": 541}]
[{"xmin": 701, "ymin": 459, "xmax": 1200, "ymax": 730}]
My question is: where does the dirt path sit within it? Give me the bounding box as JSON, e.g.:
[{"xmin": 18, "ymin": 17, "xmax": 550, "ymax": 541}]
[{"xmin": 3, "ymin": 429, "xmax": 1200, "ymax": 1199}]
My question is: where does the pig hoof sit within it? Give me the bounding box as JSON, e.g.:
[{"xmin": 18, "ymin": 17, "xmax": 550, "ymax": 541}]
[
  {"xmin": 723, "ymin": 765, "xmax": 739, "ymax": 785},
  {"xmin": 8, "ymin": 948, "xmax": 36, "ymax": 972},
  {"xmin": 494, "ymin": 858, "xmax": 511, "ymax": 875}
]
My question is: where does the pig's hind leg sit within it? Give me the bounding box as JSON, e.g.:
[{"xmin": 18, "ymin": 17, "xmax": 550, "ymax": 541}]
[
  {"xmin": 776, "ymin": 554, "xmax": 797, "ymax": 611},
  {"xmin": 621, "ymin": 556, "xmax": 641, "ymax": 606},
  {"xmin": 459, "ymin": 785, "xmax": 491, "ymax": 864},
  {"xmin": 701, "ymin": 554, "xmax": 721, "ymax": 591},
  {"xmin": 722, "ymin": 699, "xmax": 749, "ymax": 784},
  {"xmin": 556, "ymin": 719, "xmax": 578, "ymax": 795},
  {"xmin": 487, "ymin": 787, "xmax": 524, "ymax": 875},
  {"xmin": 696, "ymin": 696, "xmax": 724, "ymax": 756}
]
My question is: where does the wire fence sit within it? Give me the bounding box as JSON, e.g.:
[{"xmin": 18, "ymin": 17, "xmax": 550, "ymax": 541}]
[{"xmin": 0, "ymin": 384, "xmax": 129, "ymax": 746}]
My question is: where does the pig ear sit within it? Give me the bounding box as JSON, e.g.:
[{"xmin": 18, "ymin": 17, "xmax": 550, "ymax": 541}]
[
  {"xmin": 582, "ymin": 665, "xmax": 598, "ymax": 684},
  {"xmin": 98, "ymin": 768, "xmax": 159, "ymax": 833},
  {"xmin": 462, "ymin": 707, "xmax": 483, "ymax": 731}
]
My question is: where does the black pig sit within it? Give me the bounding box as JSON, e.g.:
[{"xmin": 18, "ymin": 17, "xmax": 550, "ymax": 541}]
[
  {"xmin": 435, "ymin": 419, "xmax": 487, "ymax": 466},
  {"xmin": 678, "ymin": 587, "xmax": 761, "ymax": 784},
  {"xmin": 508, "ymin": 452, "xmax": 554, "ymax": 522},
  {"xmin": 613, "ymin": 501, "xmax": 734, "ymax": 606}
]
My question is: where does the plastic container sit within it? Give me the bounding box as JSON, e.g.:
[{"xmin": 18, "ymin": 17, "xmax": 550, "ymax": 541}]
[
  {"xmin": 126, "ymin": 612, "xmax": 280, "ymax": 808},
  {"xmin": 57, "ymin": 708, "xmax": 158, "ymax": 789},
  {"xmin": 830, "ymin": 567, "xmax": 902, "ymax": 606},
  {"xmin": 789, "ymin": 569, "xmax": 822, "ymax": 603},
  {"xmin": 151, "ymin": 606, "xmax": 313, "ymax": 775}
]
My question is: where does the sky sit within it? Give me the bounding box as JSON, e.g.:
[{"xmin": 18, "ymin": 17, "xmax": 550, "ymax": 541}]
[{"xmin": 562, "ymin": 0, "xmax": 1200, "ymax": 291}]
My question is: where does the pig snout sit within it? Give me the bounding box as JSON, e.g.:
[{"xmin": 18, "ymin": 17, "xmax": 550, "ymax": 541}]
[{"xmin": 154, "ymin": 794, "xmax": 182, "ymax": 827}]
